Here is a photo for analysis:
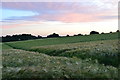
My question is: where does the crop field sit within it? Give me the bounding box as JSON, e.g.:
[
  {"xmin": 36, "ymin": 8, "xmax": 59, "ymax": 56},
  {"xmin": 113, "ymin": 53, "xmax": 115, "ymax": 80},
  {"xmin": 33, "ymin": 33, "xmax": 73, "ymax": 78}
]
[
  {"xmin": 1, "ymin": 43, "xmax": 13, "ymax": 50},
  {"xmin": 2, "ymin": 32, "xmax": 120, "ymax": 79},
  {"xmin": 5, "ymin": 32, "xmax": 119, "ymax": 49}
]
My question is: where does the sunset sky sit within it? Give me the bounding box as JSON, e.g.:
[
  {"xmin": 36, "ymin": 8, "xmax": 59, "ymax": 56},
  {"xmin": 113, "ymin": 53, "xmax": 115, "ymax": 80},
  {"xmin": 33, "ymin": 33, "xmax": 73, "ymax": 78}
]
[{"xmin": 0, "ymin": 0, "xmax": 118, "ymax": 37}]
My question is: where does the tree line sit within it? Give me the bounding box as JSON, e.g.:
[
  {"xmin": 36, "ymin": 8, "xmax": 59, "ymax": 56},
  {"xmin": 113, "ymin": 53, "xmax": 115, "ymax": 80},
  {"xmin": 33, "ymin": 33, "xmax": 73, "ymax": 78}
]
[{"xmin": 0, "ymin": 30, "xmax": 119, "ymax": 42}]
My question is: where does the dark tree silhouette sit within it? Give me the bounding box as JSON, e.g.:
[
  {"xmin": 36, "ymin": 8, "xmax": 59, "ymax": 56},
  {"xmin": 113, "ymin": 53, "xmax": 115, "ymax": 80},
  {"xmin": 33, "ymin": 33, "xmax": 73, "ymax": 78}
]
[
  {"xmin": 74, "ymin": 34, "xmax": 83, "ymax": 36},
  {"xmin": 1, "ymin": 30, "xmax": 118, "ymax": 42},
  {"xmin": 110, "ymin": 31, "xmax": 112, "ymax": 33},
  {"xmin": 66, "ymin": 35, "xmax": 70, "ymax": 37},
  {"xmin": 90, "ymin": 31, "xmax": 99, "ymax": 35},
  {"xmin": 47, "ymin": 33, "xmax": 60, "ymax": 38},
  {"xmin": 37, "ymin": 35, "xmax": 42, "ymax": 39},
  {"xmin": 2, "ymin": 34, "xmax": 42, "ymax": 42},
  {"xmin": 0, "ymin": 37, "xmax": 2, "ymax": 42},
  {"xmin": 101, "ymin": 32, "xmax": 104, "ymax": 34},
  {"xmin": 116, "ymin": 30, "xmax": 119, "ymax": 32}
]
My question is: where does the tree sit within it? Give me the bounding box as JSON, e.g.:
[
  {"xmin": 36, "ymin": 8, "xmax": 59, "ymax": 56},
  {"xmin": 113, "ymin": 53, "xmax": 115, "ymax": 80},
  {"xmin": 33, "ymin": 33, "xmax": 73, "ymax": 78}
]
[
  {"xmin": 47, "ymin": 33, "xmax": 60, "ymax": 38},
  {"xmin": 101, "ymin": 32, "xmax": 104, "ymax": 34},
  {"xmin": 110, "ymin": 31, "xmax": 112, "ymax": 33},
  {"xmin": 66, "ymin": 35, "xmax": 70, "ymax": 37},
  {"xmin": 2, "ymin": 34, "xmax": 40, "ymax": 42},
  {"xmin": 77, "ymin": 34, "xmax": 83, "ymax": 36},
  {"xmin": 74, "ymin": 33, "xmax": 83, "ymax": 36},
  {"xmin": 116, "ymin": 30, "xmax": 120, "ymax": 32},
  {"xmin": 90, "ymin": 31, "xmax": 99, "ymax": 35},
  {"xmin": 37, "ymin": 35, "xmax": 42, "ymax": 39}
]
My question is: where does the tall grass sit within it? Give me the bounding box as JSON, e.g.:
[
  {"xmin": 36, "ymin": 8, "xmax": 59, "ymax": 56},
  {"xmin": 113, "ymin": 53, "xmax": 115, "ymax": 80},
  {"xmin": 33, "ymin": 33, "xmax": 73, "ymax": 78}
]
[
  {"xmin": 5, "ymin": 32, "xmax": 119, "ymax": 50},
  {"xmin": 2, "ymin": 49, "xmax": 118, "ymax": 79}
]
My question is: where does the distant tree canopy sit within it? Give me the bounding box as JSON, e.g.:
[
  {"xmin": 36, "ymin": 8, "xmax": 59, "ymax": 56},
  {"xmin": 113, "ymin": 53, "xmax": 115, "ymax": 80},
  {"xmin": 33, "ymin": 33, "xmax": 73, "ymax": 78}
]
[
  {"xmin": 47, "ymin": 33, "xmax": 60, "ymax": 38},
  {"xmin": 66, "ymin": 35, "xmax": 70, "ymax": 37},
  {"xmin": 116, "ymin": 30, "xmax": 119, "ymax": 32},
  {"xmin": 2, "ymin": 34, "xmax": 42, "ymax": 42},
  {"xmin": 110, "ymin": 31, "xmax": 112, "ymax": 33},
  {"xmin": 74, "ymin": 34, "xmax": 83, "ymax": 36},
  {"xmin": 101, "ymin": 32, "xmax": 104, "ymax": 34},
  {"xmin": 1, "ymin": 30, "xmax": 119, "ymax": 42},
  {"xmin": 90, "ymin": 31, "xmax": 99, "ymax": 35}
]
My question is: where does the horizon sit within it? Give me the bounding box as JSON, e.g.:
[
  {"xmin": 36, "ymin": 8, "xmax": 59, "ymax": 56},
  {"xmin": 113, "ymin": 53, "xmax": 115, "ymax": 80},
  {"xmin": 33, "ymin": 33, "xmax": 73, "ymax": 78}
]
[
  {"xmin": 0, "ymin": 1, "xmax": 118, "ymax": 37},
  {"xmin": 1, "ymin": 30, "xmax": 118, "ymax": 37}
]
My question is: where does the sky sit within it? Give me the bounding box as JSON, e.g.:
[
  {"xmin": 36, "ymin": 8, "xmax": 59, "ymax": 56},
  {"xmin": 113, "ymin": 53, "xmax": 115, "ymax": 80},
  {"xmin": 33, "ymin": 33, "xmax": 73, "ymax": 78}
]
[{"xmin": 0, "ymin": 0, "xmax": 118, "ymax": 37}]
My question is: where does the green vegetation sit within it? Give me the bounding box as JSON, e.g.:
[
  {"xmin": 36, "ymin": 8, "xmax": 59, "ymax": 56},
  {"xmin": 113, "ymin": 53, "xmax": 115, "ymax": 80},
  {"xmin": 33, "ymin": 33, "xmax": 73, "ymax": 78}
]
[
  {"xmin": 30, "ymin": 39, "xmax": 119, "ymax": 67},
  {"xmin": 2, "ymin": 43, "xmax": 13, "ymax": 50},
  {"xmin": 5, "ymin": 32, "xmax": 119, "ymax": 50},
  {"xmin": 2, "ymin": 49, "xmax": 118, "ymax": 79},
  {"xmin": 2, "ymin": 32, "xmax": 119, "ymax": 79},
  {"xmin": 0, "ymin": 42, "xmax": 1, "ymax": 50}
]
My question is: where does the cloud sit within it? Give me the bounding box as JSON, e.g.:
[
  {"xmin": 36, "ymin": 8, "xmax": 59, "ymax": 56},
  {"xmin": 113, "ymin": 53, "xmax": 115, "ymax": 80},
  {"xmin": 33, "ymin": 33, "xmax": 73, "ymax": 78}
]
[
  {"xmin": 53, "ymin": 13, "xmax": 95, "ymax": 23},
  {"xmin": 30, "ymin": 11, "xmax": 117, "ymax": 23},
  {"xmin": 98, "ymin": 16, "xmax": 118, "ymax": 19},
  {"xmin": 2, "ymin": 2, "xmax": 117, "ymax": 14},
  {"xmin": 1, "ymin": 1, "xmax": 118, "ymax": 23},
  {"xmin": 1, "ymin": 1, "xmax": 118, "ymax": 36},
  {"xmin": 1, "ymin": 9, "xmax": 38, "ymax": 21},
  {"xmin": 2, "ymin": 21, "xmax": 42, "ymax": 28}
]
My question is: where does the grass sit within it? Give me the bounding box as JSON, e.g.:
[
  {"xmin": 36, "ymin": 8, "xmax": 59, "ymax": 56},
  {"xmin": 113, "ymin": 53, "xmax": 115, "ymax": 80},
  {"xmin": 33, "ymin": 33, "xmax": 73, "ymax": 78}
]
[
  {"xmin": 0, "ymin": 43, "xmax": 2, "ymax": 80},
  {"xmin": 5, "ymin": 39, "xmax": 119, "ymax": 67},
  {"xmin": 0, "ymin": 43, "xmax": 2, "ymax": 50},
  {"xmin": 2, "ymin": 49, "xmax": 118, "ymax": 79},
  {"xmin": 1, "ymin": 43, "xmax": 13, "ymax": 50},
  {"xmin": 29, "ymin": 39, "xmax": 119, "ymax": 67},
  {"xmin": 5, "ymin": 32, "xmax": 119, "ymax": 50},
  {"xmin": 2, "ymin": 32, "xmax": 120, "ymax": 79}
]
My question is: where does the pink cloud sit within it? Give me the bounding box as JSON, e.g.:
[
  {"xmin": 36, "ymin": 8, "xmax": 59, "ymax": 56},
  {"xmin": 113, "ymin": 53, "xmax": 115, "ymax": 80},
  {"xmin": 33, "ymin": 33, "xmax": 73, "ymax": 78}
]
[
  {"xmin": 56, "ymin": 13, "xmax": 95, "ymax": 23},
  {"xmin": 2, "ymin": 2, "xmax": 116, "ymax": 14},
  {"xmin": 2, "ymin": 2, "xmax": 117, "ymax": 23},
  {"xmin": 34, "ymin": 11, "xmax": 117, "ymax": 23},
  {"xmin": 2, "ymin": 21, "xmax": 42, "ymax": 29}
]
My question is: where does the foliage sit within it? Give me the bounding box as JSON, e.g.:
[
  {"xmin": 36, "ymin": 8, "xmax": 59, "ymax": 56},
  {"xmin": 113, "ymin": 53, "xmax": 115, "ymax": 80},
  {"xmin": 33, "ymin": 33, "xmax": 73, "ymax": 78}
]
[
  {"xmin": 29, "ymin": 39, "xmax": 119, "ymax": 67},
  {"xmin": 5, "ymin": 32, "xmax": 119, "ymax": 49},
  {"xmin": 47, "ymin": 33, "xmax": 60, "ymax": 38},
  {"xmin": 2, "ymin": 34, "xmax": 42, "ymax": 42},
  {"xmin": 90, "ymin": 31, "xmax": 99, "ymax": 35},
  {"xmin": 2, "ymin": 32, "xmax": 120, "ymax": 79},
  {"xmin": 2, "ymin": 49, "xmax": 118, "ymax": 79},
  {"xmin": 1, "ymin": 43, "xmax": 13, "ymax": 50}
]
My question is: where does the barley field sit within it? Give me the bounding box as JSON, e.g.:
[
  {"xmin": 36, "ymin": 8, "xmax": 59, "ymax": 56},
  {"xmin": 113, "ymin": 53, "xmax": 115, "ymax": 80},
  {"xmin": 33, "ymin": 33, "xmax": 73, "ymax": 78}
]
[{"xmin": 2, "ymin": 32, "xmax": 120, "ymax": 79}]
